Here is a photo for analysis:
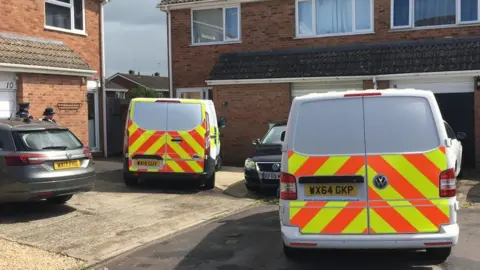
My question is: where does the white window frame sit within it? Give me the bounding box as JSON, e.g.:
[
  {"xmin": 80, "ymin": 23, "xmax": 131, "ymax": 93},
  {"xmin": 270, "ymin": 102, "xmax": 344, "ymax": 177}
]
[
  {"xmin": 191, "ymin": 5, "xmax": 241, "ymax": 46},
  {"xmin": 390, "ymin": 0, "xmax": 480, "ymax": 30},
  {"xmin": 295, "ymin": 0, "xmax": 374, "ymax": 38},
  {"xmin": 44, "ymin": 0, "xmax": 86, "ymax": 35}
]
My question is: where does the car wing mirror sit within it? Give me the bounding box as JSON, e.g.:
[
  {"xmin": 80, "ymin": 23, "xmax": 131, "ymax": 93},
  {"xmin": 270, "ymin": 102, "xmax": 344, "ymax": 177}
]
[
  {"xmin": 252, "ymin": 138, "xmax": 260, "ymax": 146},
  {"xmin": 218, "ymin": 116, "xmax": 227, "ymax": 128},
  {"xmin": 457, "ymin": 132, "xmax": 467, "ymax": 141},
  {"xmin": 280, "ymin": 131, "xmax": 285, "ymax": 142}
]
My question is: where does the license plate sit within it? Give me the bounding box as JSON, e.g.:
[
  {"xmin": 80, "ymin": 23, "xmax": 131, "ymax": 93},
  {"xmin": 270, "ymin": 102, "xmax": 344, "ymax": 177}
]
[
  {"xmin": 134, "ymin": 159, "xmax": 162, "ymax": 167},
  {"xmin": 305, "ymin": 184, "xmax": 357, "ymax": 197},
  {"xmin": 260, "ymin": 172, "xmax": 280, "ymax": 180},
  {"xmin": 53, "ymin": 160, "xmax": 81, "ymax": 170}
]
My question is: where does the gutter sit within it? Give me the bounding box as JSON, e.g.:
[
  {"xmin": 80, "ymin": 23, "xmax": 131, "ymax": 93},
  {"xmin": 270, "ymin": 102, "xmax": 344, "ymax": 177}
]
[
  {"xmin": 0, "ymin": 63, "xmax": 95, "ymax": 77},
  {"xmin": 101, "ymin": 0, "xmax": 110, "ymax": 157},
  {"xmin": 158, "ymin": 0, "xmax": 265, "ymax": 11},
  {"xmin": 205, "ymin": 70, "xmax": 480, "ymax": 85}
]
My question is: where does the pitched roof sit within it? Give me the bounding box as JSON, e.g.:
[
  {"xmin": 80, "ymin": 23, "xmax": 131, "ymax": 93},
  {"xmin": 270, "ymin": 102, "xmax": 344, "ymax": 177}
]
[
  {"xmin": 105, "ymin": 80, "xmax": 127, "ymax": 90},
  {"xmin": 111, "ymin": 73, "xmax": 170, "ymax": 90},
  {"xmin": 0, "ymin": 33, "xmax": 93, "ymax": 71},
  {"xmin": 208, "ymin": 37, "xmax": 480, "ymax": 81}
]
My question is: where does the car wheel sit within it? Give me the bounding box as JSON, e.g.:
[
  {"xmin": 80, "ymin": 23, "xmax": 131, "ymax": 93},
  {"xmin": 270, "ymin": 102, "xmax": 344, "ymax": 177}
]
[
  {"xmin": 203, "ymin": 172, "xmax": 216, "ymax": 190},
  {"xmin": 425, "ymin": 247, "xmax": 451, "ymax": 264},
  {"xmin": 245, "ymin": 184, "xmax": 259, "ymax": 192},
  {"xmin": 46, "ymin": 194, "xmax": 73, "ymax": 204},
  {"xmin": 283, "ymin": 243, "xmax": 301, "ymax": 260},
  {"xmin": 215, "ymin": 155, "xmax": 223, "ymax": 171},
  {"xmin": 124, "ymin": 173, "xmax": 139, "ymax": 187}
]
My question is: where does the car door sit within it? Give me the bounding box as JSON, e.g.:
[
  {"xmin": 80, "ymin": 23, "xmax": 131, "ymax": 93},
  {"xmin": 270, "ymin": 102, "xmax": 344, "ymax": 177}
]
[{"xmin": 363, "ymin": 95, "xmax": 450, "ymax": 234}]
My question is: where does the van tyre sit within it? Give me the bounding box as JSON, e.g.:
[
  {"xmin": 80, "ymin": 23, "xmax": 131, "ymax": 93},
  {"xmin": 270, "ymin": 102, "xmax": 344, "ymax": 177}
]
[
  {"xmin": 426, "ymin": 247, "xmax": 452, "ymax": 263},
  {"xmin": 245, "ymin": 184, "xmax": 259, "ymax": 192},
  {"xmin": 46, "ymin": 194, "xmax": 73, "ymax": 204},
  {"xmin": 203, "ymin": 172, "xmax": 216, "ymax": 190},
  {"xmin": 283, "ymin": 243, "xmax": 301, "ymax": 260},
  {"xmin": 124, "ymin": 173, "xmax": 139, "ymax": 187}
]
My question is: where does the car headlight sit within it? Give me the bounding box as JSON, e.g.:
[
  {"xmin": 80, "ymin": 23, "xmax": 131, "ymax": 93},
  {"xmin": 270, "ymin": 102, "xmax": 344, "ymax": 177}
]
[{"xmin": 244, "ymin": 158, "xmax": 256, "ymax": 170}]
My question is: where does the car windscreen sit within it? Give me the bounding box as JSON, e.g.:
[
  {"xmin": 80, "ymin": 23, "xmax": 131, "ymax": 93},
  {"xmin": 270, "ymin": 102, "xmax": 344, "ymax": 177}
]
[
  {"xmin": 13, "ymin": 129, "xmax": 83, "ymax": 151},
  {"xmin": 261, "ymin": 125, "xmax": 286, "ymax": 145}
]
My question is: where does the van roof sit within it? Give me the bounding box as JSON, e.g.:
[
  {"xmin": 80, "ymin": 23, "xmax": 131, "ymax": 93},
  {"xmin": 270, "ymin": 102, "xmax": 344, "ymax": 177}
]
[
  {"xmin": 131, "ymin": 97, "xmax": 210, "ymax": 104},
  {"xmin": 295, "ymin": 88, "xmax": 435, "ymax": 102}
]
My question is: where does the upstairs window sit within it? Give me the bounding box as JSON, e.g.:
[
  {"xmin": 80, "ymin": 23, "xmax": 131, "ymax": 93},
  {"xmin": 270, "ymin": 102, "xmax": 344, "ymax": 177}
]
[
  {"xmin": 191, "ymin": 7, "xmax": 240, "ymax": 45},
  {"xmin": 296, "ymin": 0, "xmax": 373, "ymax": 37},
  {"xmin": 392, "ymin": 0, "xmax": 480, "ymax": 29},
  {"xmin": 45, "ymin": 0, "xmax": 85, "ymax": 33}
]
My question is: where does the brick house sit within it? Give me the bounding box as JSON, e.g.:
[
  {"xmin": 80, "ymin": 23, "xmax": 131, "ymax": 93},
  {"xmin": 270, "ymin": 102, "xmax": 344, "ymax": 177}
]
[
  {"xmin": 159, "ymin": 0, "xmax": 480, "ymax": 168},
  {"xmin": 0, "ymin": 0, "xmax": 110, "ymax": 156},
  {"xmin": 106, "ymin": 70, "xmax": 170, "ymax": 98}
]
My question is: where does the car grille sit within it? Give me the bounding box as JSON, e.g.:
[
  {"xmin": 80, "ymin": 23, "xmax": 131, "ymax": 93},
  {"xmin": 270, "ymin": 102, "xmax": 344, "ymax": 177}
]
[{"xmin": 257, "ymin": 162, "xmax": 281, "ymax": 172}]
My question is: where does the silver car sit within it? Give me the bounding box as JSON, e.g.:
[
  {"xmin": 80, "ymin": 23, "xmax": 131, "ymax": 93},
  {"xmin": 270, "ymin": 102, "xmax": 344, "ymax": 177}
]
[{"xmin": 0, "ymin": 117, "xmax": 96, "ymax": 204}]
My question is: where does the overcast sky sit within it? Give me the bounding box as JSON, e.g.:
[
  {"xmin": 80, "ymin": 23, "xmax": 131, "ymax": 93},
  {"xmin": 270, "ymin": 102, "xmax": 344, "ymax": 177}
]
[{"xmin": 104, "ymin": 0, "xmax": 167, "ymax": 78}]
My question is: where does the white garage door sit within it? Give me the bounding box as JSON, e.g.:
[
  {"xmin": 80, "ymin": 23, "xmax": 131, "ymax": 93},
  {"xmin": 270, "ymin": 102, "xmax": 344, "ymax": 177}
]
[
  {"xmin": 0, "ymin": 72, "xmax": 17, "ymax": 119},
  {"xmin": 292, "ymin": 81, "xmax": 364, "ymax": 97},
  {"xmin": 390, "ymin": 77, "xmax": 474, "ymax": 94}
]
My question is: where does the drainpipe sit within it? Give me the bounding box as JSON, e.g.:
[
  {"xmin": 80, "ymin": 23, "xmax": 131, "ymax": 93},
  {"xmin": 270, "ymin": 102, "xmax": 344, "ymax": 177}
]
[
  {"xmin": 101, "ymin": 0, "xmax": 110, "ymax": 157},
  {"xmin": 165, "ymin": 8, "xmax": 173, "ymax": 98},
  {"xmin": 372, "ymin": 76, "xmax": 377, "ymax": 90}
]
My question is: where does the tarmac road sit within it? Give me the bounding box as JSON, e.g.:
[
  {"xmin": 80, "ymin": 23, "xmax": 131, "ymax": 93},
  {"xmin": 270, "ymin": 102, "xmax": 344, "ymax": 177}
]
[{"xmin": 100, "ymin": 204, "xmax": 480, "ymax": 270}]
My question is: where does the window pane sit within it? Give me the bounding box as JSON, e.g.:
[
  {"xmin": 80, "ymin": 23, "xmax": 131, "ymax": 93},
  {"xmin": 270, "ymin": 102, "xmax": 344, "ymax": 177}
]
[
  {"xmin": 298, "ymin": 0, "xmax": 314, "ymax": 35},
  {"xmin": 461, "ymin": 0, "xmax": 478, "ymax": 21},
  {"xmin": 192, "ymin": 9, "xmax": 224, "ymax": 43},
  {"xmin": 225, "ymin": 8, "xmax": 239, "ymax": 40},
  {"xmin": 355, "ymin": 0, "xmax": 371, "ymax": 30},
  {"xmin": 315, "ymin": 0, "xmax": 353, "ymax": 35},
  {"xmin": 393, "ymin": 0, "xmax": 410, "ymax": 26},
  {"xmin": 132, "ymin": 102, "xmax": 168, "ymax": 131},
  {"xmin": 166, "ymin": 103, "xmax": 202, "ymax": 131},
  {"xmin": 414, "ymin": 0, "xmax": 456, "ymax": 27},
  {"xmin": 364, "ymin": 96, "xmax": 440, "ymax": 153},
  {"xmin": 73, "ymin": 0, "xmax": 84, "ymax": 30},
  {"xmin": 45, "ymin": 3, "xmax": 71, "ymax": 30}
]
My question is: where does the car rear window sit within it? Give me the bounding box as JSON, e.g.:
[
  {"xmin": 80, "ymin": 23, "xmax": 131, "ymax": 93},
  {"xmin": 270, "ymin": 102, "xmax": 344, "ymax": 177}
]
[
  {"xmin": 166, "ymin": 103, "xmax": 202, "ymax": 131},
  {"xmin": 13, "ymin": 129, "xmax": 83, "ymax": 151},
  {"xmin": 131, "ymin": 102, "xmax": 168, "ymax": 131},
  {"xmin": 293, "ymin": 98, "xmax": 366, "ymax": 155},
  {"xmin": 364, "ymin": 96, "xmax": 440, "ymax": 153}
]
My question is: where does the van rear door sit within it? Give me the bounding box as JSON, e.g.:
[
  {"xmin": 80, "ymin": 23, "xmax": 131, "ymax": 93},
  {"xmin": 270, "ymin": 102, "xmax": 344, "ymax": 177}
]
[
  {"xmin": 363, "ymin": 94, "xmax": 451, "ymax": 234},
  {"xmin": 165, "ymin": 101, "xmax": 206, "ymax": 174},
  {"xmin": 127, "ymin": 99, "xmax": 168, "ymax": 172},
  {"xmin": 287, "ymin": 96, "xmax": 368, "ymax": 235}
]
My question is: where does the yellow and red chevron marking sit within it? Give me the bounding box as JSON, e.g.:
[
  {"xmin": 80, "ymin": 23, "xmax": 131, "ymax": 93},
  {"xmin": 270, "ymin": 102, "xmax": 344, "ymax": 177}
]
[
  {"xmin": 288, "ymin": 152, "xmax": 366, "ymax": 178},
  {"xmin": 367, "ymin": 146, "xmax": 450, "ymax": 234},
  {"xmin": 289, "ymin": 201, "xmax": 368, "ymax": 234}
]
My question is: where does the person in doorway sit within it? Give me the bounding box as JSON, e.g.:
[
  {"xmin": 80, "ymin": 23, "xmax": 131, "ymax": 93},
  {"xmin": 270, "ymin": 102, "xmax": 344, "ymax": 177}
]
[
  {"xmin": 15, "ymin": 102, "xmax": 33, "ymax": 119},
  {"xmin": 42, "ymin": 108, "xmax": 56, "ymax": 123}
]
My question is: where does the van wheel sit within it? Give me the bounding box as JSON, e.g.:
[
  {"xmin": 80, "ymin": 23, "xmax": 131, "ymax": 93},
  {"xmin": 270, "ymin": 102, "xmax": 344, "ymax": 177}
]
[
  {"xmin": 283, "ymin": 243, "xmax": 301, "ymax": 260},
  {"xmin": 124, "ymin": 173, "xmax": 139, "ymax": 187},
  {"xmin": 203, "ymin": 172, "xmax": 216, "ymax": 190},
  {"xmin": 425, "ymin": 247, "xmax": 452, "ymax": 264},
  {"xmin": 47, "ymin": 194, "xmax": 73, "ymax": 204},
  {"xmin": 215, "ymin": 155, "xmax": 222, "ymax": 171}
]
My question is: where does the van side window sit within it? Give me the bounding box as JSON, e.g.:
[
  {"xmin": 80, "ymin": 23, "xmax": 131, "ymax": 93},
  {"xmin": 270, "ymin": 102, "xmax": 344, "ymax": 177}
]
[
  {"xmin": 167, "ymin": 103, "xmax": 202, "ymax": 131},
  {"xmin": 132, "ymin": 102, "xmax": 168, "ymax": 130},
  {"xmin": 364, "ymin": 96, "xmax": 440, "ymax": 153},
  {"xmin": 444, "ymin": 122, "xmax": 456, "ymax": 139},
  {"xmin": 293, "ymin": 98, "xmax": 365, "ymax": 155}
]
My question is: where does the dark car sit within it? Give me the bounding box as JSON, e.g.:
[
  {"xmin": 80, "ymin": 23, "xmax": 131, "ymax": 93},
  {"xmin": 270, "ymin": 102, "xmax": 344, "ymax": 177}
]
[
  {"xmin": 244, "ymin": 122, "xmax": 286, "ymax": 191},
  {"xmin": 0, "ymin": 117, "xmax": 96, "ymax": 204}
]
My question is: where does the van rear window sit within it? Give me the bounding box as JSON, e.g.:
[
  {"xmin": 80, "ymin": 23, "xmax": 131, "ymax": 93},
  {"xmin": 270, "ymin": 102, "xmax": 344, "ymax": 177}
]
[
  {"xmin": 166, "ymin": 103, "xmax": 202, "ymax": 131},
  {"xmin": 364, "ymin": 96, "xmax": 439, "ymax": 153},
  {"xmin": 293, "ymin": 98, "xmax": 366, "ymax": 155},
  {"xmin": 131, "ymin": 102, "xmax": 202, "ymax": 131},
  {"xmin": 132, "ymin": 102, "xmax": 168, "ymax": 131}
]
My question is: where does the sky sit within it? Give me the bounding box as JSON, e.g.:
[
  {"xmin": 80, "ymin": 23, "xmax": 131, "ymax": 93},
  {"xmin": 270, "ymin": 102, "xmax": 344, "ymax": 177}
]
[{"xmin": 104, "ymin": 0, "xmax": 167, "ymax": 78}]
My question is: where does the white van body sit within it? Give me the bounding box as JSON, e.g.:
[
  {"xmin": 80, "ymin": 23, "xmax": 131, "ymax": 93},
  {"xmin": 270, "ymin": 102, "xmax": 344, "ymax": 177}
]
[
  {"xmin": 280, "ymin": 89, "xmax": 459, "ymax": 262},
  {"xmin": 199, "ymin": 100, "xmax": 221, "ymax": 166}
]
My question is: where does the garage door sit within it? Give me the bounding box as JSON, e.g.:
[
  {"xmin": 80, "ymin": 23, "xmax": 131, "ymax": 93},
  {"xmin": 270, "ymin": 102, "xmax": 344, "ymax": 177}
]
[
  {"xmin": 390, "ymin": 77, "xmax": 475, "ymax": 168},
  {"xmin": 292, "ymin": 81, "xmax": 363, "ymax": 97},
  {"xmin": 0, "ymin": 72, "xmax": 17, "ymax": 119}
]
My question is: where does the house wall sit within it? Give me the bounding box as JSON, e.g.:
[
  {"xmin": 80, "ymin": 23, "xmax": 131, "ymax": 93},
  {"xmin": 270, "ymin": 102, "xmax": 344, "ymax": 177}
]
[{"xmin": 1, "ymin": 0, "xmax": 104, "ymax": 153}]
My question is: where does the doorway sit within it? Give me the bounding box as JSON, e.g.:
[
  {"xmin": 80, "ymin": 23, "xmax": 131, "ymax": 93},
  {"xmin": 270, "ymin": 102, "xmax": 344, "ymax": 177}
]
[
  {"xmin": 177, "ymin": 88, "xmax": 211, "ymax": 99},
  {"xmin": 87, "ymin": 89, "xmax": 100, "ymax": 152}
]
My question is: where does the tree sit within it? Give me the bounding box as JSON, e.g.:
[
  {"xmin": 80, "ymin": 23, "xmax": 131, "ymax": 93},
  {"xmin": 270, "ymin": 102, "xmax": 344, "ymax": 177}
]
[{"xmin": 128, "ymin": 87, "xmax": 166, "ymax": 98}]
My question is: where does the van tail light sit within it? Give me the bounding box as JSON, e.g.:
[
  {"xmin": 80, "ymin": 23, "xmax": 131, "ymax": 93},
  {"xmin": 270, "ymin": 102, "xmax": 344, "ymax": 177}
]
[
  {"xmin": 83, "ymin": 147, "xmax": 93, "ymax": 160},
  {"xmin": 344, "ymin": 92, "xmax": 382, "ymax": 97},
  {"xmin": 280, "ymin": 172, "xmax": 297, "ymax": 200},
  {"xmin": 5, "ymin": 153, "xmax": 47, "ymax": 166},
  {"xmin": 204, "ymin": 112, "xmax": 211, "ymax": 159},
  {"xmin": 439, "ymin": 168, "xmax": 456, "ymax": 197}
]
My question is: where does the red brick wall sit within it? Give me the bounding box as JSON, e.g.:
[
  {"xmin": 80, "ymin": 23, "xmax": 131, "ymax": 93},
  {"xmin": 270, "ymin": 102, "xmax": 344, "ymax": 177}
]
[
  {"xmin": 170, "ymin": 0, "xmax": 480, "ymax": 89},
  {"xmin": 214, "ymin": 83, "xmax": 291, "ymax": 166},
  {"xmin": 18, "ymin": 74, "xmax": 89, "ymax": 146}
]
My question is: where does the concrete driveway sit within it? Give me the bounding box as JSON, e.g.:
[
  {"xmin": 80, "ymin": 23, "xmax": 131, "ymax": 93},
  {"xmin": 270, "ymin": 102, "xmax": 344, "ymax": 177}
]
[{"xmin": 0, "ymin": 159, "xmax": 257, "ymax": 270}]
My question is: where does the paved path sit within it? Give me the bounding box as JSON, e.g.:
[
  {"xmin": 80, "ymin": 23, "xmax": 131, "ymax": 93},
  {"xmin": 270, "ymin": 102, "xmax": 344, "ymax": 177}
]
[{"xmin": 100, "ymin": 205, "xmax": 480, "ymax": 270}]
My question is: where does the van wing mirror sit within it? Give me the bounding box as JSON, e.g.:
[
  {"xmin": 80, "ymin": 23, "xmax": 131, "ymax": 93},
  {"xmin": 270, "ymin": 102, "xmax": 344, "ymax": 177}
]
[
  {"xmin": 457, "ymin": 132, "xmax": 467, "ymax": 141},
  {"xmin": 280, "ymin": 131, "xmax": 285, "ymax": 142},
  {"xmin": 218, "ymin": 116, "xmax": 227, "ymax": 128}
]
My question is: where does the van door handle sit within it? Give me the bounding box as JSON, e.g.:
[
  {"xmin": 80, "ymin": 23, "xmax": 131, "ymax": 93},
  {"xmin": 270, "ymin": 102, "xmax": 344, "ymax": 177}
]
[{"xmin": 171, "ymin": 138, "xmax": 183, "ymax": 142}]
